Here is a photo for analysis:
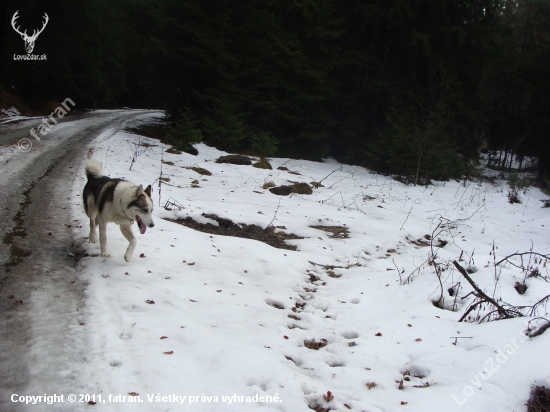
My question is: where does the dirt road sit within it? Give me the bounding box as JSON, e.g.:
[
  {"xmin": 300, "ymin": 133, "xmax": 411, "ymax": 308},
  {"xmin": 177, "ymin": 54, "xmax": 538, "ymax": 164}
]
[{"xmin": 0, "ymin": 110, "xmax": 162, "ymax": 411}]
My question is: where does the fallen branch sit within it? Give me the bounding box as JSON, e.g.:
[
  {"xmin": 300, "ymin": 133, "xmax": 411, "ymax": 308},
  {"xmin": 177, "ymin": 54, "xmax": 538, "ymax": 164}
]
[
  {"xmin": 458, "ymin": 300, "xmax": 484, "ymax": 322},
  {"xmin": 453, "ymin": 260, "xmax": 515, "ymax": 320}
]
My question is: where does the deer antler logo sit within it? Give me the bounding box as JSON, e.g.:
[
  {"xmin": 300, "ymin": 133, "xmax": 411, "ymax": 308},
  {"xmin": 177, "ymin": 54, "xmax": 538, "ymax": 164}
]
[{"xmin": 11, "ymin": 11, "xmax": 49, "ymax": 54}]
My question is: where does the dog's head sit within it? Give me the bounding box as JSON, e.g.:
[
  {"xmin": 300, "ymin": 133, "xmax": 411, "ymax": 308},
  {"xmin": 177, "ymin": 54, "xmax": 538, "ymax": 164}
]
[{"xmin": 128, "ymin": 184, "xmax": 155, "ymax": 234}]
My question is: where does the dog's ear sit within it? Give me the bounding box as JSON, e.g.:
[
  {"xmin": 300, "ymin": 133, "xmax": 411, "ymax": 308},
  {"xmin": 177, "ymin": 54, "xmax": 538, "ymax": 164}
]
[
  {"xmin": 135, "ymin": 184, "xmax": 144, "ymax": 196},
  {"xmin": 144, "ymin": 184, "xmax": 152, "ymax": 198}
]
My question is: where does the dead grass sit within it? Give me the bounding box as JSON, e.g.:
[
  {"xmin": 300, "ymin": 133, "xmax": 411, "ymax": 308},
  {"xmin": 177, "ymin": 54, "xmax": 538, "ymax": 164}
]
[
  {"xmin": 310, "ymin": 225, "xmax": 349, "ymax": 239},
  {"xmin": 186, "ymin": 166, "xmax": 212, "ymax": 176}
]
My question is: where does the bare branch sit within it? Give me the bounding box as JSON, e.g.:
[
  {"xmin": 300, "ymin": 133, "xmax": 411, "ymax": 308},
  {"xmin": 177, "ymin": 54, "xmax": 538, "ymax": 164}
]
[{"xmin": 495, "ymin": 251, "xmax": 549, "ymax": 267}]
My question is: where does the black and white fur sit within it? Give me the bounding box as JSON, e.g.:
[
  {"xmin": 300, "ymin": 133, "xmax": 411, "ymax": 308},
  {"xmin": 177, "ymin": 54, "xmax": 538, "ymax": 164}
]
[{"xmin": 83, "ymin": 161, "xmax": 154, "ymax": 262}]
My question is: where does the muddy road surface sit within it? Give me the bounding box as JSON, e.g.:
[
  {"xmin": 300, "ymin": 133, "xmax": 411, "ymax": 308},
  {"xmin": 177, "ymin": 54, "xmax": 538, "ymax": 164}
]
[{"xmin": 0, "ymin": 110, "xmax": 163, "ymax": 411}]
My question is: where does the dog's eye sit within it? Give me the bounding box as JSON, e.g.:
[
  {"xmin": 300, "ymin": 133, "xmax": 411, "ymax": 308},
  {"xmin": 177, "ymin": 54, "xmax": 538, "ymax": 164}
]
[{"xmin": 142, "ymin": 208, "xmax": 149, "ymax": 213}]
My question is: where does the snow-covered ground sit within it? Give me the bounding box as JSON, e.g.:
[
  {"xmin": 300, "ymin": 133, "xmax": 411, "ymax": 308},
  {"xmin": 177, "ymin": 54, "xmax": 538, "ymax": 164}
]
[
  {"xmin": 0, "ymin": 107, "xmax": 45, "ymax": 124},
  {"xmin": 69, "ymin": 122, "xmax": 550, "ymax": 411}
]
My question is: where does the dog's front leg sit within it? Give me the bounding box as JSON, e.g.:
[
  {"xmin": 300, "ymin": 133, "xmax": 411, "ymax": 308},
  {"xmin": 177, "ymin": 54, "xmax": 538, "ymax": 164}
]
[
  {"xmin": 98, "ymin": 220, "xmax": 110, "ymax": 257},
  {"xmin": 120, "ymin": 224, "xmax": 136, "ymax": 262}
]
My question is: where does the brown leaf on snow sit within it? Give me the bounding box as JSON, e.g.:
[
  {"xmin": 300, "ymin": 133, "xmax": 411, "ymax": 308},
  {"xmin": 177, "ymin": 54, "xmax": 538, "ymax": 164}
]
[
  {"xmin": 146, "ymin": 300, "xmax": 155, "ymax": 304},
  {"xmin": 140, "ymin": 253, "xmax": 146, "ymax": 258},
  {"xmin": 323, "ymin": 391, "xmax": 334, "ymax": 402},
  {"xmin": 188, "ymin": 262, "xmax": 195, "ymax": 266},
  {"xmin": 88, "ymin": 400, "xmax": 96, "ymax": 405},
  {"xmin": 375, "ymin": 332, "xmax": 382, "ymax": 336},
  {"xmin": 163, "ymin": 351, "xmax": 174, "ymax": 355},
  {"xmin": 189, "ymin": 299, "xmax": 197, "ymax": 302},
  {"xmin": 415, "ymin": 338, "xmax": 422, "ymax": 342},
  {"xmin": 160, "ymin": 336, "xmax": 168, "ymax": 339},
  {"xmin": 401, "ymin": 401, "xmax": 408, "ymax": 405},
  {"xmin": 128, "ymin": 392, "xmax": 139, "ymax": 396}
]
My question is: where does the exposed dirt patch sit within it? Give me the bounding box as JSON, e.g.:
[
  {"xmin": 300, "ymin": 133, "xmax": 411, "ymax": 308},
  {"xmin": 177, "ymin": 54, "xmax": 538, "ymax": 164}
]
[
  {"xmin": 304, "ymin": 339, "xmax": 328, "ymax": 350},
  {"xmin": 514, "ymin": 281, "xmax": 528, "ymax": 295},
  {"xmin": 270, "ymin": 182, "xmax": 313, "ymax": 196},
  {"xmin": 216, "ymin": 155, "xmax": 252, "ymax": 165},
  {"xmin": 310, "ymin": 225, "xmax": 349, "ymax": 239},
  {"xmin": 253, "ymin": 159, "xmax": 272, "ymax": 169},
  {"xmin": 269, "ymin": 186, "xmax": 293, "ymax": 196},
  {"xmin": 166, "ymin": 148, "xmax": 182, "ymax": 154},
  {"xmin": 164, "ymin": 213, "xmax": 303, "ymax": 250}
]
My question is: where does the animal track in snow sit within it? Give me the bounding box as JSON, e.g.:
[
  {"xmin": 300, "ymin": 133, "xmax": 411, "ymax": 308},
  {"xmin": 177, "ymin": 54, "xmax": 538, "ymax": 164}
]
[
  {"xmin": 341, "ymin": 331, "xmax": 359, "ymax": 339},
  {"xmin": 265, "ymin": 298, "xmax": 285, "ymax": 310}
]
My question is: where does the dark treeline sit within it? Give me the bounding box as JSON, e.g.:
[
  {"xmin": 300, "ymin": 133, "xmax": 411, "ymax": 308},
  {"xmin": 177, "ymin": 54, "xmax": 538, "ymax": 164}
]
[{"xmin": 1, "ymin": 0, "xmax": 549, "ymax": 182}]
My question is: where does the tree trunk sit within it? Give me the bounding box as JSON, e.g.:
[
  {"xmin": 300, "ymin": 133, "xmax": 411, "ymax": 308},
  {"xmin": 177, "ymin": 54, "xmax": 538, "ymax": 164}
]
[{"xmin": 414, "ymin": 153, "xmax": 421, "ymax": 186}]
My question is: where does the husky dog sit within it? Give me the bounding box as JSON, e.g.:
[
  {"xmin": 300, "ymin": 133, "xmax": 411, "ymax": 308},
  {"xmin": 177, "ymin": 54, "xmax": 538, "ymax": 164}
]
[{"xmin": 83, "ymin": 161, "xmax": 154, "ymax": 262}]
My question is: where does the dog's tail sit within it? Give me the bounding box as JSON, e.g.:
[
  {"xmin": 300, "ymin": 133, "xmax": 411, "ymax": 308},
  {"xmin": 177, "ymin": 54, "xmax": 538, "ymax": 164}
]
[{"xmin": 85, "ymin": 161, "xmax": 103, "ymax": 179}]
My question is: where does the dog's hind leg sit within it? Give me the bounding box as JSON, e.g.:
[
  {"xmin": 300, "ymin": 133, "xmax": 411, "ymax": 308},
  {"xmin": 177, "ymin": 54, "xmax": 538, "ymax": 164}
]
[
  {"xmin": 88, "ymin": 212, "xmax": 98, "ymax": 243},
  {"xmin": 120, "ymin": 224, "xmax": 136, "ymax": 262},
  {"xmin": 98, "ymin": 219, "xmax": 110, "ymax": 257}
]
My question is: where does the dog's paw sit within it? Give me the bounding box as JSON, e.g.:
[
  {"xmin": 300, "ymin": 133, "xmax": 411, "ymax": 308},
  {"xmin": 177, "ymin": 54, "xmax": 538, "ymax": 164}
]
[
  {"xmin": 124, "ymin": 254, "xmax": 132, "ymax": 262},
  {"xmin": 101, "ymin": 252, "xmax": 111, "ymax": 258},
  {"xmin": 89, "ymin": 235, "xmax": 98, "ymax": 243}
]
